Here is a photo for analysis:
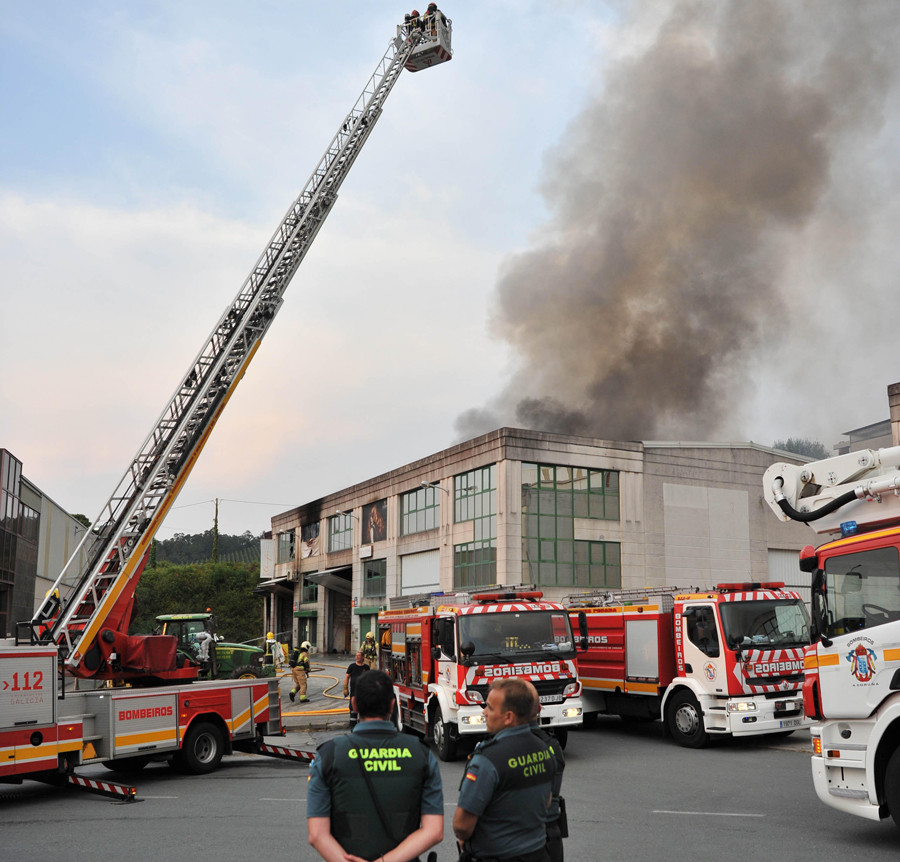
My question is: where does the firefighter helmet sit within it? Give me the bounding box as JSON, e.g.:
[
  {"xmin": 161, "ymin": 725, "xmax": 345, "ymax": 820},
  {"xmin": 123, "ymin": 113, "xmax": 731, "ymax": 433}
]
[
  {"xmin": 301, "ymin": 641, "xmax": 312, "ymax": 651},
  {"xmin": 267, "ymin": 631, "xmax": 274, "ymax": 639},
  {"xmin": 366, "ymin": 631, "xmax": 374, "ymax": 638}
]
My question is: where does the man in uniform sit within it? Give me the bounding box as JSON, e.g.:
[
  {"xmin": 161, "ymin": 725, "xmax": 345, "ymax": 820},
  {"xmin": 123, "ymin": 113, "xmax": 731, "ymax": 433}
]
[
  {"xmin": 307, "ymin": 670, "xmax": 444, "ymax": 862},
  {"xmin": 525, "ymin": 682, "xmax": 566, "ymax": 862},
  {"xmin": 343, "ymin": 650, "xmax": 369, "ymax": 729},
  {"xmin": 289, "ymin": 640, "xmax": 311, "ymax": 703},
  {"xmin": 361, "ymin": 630, "xmax": 379, "ymax": 669},
  {"xmin": 453, "ymin": 678, "xmax": 556, "ymax": 862}
]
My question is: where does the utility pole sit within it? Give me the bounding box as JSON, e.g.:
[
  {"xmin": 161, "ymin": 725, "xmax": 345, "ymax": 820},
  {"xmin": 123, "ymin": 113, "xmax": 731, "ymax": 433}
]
[{"xmin": 212, "ymin": 497, "xmax": 219, "ymax": 563}]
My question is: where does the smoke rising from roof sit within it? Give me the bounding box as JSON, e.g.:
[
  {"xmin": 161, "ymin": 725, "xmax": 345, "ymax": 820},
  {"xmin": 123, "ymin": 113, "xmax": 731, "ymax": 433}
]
[{"xmin": 456, "ymin": 1, "xmax": 900, "ymax": 444}]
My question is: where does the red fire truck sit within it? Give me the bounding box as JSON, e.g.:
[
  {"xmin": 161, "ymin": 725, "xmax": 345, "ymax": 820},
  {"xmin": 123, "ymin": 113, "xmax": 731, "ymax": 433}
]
[
  {"xmin": 377, "ymin": 587, "xmax": 584, "ymax": 761},
  {"xmin": 1, "ymin": 12, "xmax": 450, "ymax": 798},
  {"xmin": 566, "ymin": 582, "xmax": 811, "ymax": 747}
]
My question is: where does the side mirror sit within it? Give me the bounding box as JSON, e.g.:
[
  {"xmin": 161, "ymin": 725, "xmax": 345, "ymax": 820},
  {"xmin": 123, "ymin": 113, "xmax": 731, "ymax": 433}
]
[
  {"xmin": 460, "ymin": 641, "xmax": 475, "ymax": 658},
  {"xmin": 578, "ymin": 611, "xmax": 589, "ymax": 652},
  {"xmin": 431, "ymin": 646, "xmax": 441, "ymax": 661}
]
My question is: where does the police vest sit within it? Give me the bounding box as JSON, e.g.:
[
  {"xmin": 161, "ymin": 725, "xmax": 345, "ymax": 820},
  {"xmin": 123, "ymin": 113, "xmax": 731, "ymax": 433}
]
[
  {"xmin": 316, "ymin": 730, "xmax": 429, "ymax": 859},
  {"xmin": 463, "ymin": 727, "xmax": 556, "ymax": 858},
  {"xmin": 474, "ymin": 727, "xmax": 555, "ymax": 795}
]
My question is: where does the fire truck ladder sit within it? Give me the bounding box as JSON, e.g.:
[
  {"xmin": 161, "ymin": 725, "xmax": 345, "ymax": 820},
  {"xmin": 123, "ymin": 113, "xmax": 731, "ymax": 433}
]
[
  {"xmin": 29, "ymin": 20, "xmax": 442, "ymax": 671},
  {"xmin": 565, "ymin": 586, "xmax": 694, "ymax": 609}
]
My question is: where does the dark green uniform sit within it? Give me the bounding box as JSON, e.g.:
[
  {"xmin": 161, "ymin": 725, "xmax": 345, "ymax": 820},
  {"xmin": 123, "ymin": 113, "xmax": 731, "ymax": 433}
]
[
  {"xmin": 457, "ymin": 723, "xmax": 556, "ymax": 862},
  {"xmin": 307, "ymin": 720, "xmax": 443, "ymax": 860}
]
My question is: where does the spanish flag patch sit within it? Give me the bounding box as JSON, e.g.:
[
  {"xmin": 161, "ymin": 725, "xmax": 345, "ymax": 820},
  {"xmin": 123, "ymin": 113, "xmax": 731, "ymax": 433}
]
[{"xmin": 465, "ymin": 772, "xmax": 477, "ymax": 781}]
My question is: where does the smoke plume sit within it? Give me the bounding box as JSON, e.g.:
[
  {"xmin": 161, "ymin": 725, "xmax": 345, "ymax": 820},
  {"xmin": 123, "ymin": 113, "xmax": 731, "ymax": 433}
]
[{"xmin": 457, "ymin": 1, "xmax": 900, "ymax": 443}]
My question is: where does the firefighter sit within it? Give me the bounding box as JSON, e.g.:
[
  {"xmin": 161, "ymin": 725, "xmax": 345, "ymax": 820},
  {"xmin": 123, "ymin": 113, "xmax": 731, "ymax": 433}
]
[
  {"xmin": 361, "ymin": 631, "xmax": 378, "ymax": 669},
  {"xmin": 307, "ymin": 670, "xmax": 444, "ymax": 862},
  {"xmin": 194, "ymin": 629, "xmax": 214, "ymax": 663},
  {"xmin": 289, "ymin": 641, "xmax": 311, "ymax": 703},
  {"xmin": 453, "ymin": 677, "xmax": 556, "ymax": 862},
  {"xmin": 266, "ymin": 631, "xmax": 284, "ymax": 669}
]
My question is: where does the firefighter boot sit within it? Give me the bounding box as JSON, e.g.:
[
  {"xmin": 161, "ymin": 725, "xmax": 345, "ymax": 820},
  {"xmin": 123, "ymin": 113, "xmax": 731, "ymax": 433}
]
[{"xmin": 289, "ymin": 689, "xmax": 296, "ymax": 702}]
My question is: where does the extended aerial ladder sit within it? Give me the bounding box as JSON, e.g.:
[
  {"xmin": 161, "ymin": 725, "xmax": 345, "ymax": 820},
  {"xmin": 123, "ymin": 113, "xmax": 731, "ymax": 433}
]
[{"xmin": 22, "ymin": 12, "xmax": 452, "ymax": 682}]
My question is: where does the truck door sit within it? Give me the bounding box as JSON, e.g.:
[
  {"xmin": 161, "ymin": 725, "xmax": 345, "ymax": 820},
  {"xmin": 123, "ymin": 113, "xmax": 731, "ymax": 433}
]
[
  {"xmin": 432, "ymin": 616, "xmax": 458, "ymax": 696},
  {"xmin": 681, "ymin": 604, "xmax": 728, "ymax": 694}
]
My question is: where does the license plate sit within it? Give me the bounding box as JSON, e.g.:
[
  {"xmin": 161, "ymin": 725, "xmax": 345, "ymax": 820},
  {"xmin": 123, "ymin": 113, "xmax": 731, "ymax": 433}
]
[
  {"xmin": 779, "ymin": 718, "xmax": 802, "ymax": 728},
  {"xmin": 539, "ymin": 695, "xmax": 564, "ymax": 704}
]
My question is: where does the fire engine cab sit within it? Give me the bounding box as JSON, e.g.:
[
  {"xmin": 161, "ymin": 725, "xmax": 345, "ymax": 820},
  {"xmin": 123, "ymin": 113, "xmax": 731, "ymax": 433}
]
[{"xmin": 377, "ymin": 587, "xmax": 584, "ymax": 760}]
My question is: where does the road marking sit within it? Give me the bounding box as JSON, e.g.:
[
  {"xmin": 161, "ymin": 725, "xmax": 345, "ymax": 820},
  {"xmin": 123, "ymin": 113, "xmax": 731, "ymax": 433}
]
[{"xmin": 653, "ymin": 810, "xmax": 764, "ymax": 818}]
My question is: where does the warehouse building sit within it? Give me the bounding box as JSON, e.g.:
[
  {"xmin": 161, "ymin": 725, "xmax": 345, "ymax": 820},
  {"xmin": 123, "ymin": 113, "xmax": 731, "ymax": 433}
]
[
  {"xmin": 261, "ymin": 428, "xmax": 813, "ymax": 654},
  {"xmin": 0, "ymin": 448, "xmax": 89, "ymax": 638}
]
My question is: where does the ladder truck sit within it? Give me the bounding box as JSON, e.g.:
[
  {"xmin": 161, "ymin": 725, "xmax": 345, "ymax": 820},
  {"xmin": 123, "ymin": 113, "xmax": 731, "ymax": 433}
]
[
  {"xmin": 764, "ymin": 445, "xmax": 900, "ymax": 828},
  {"xmin": 0, "ymin": 11, "xmax": 452, "ymax": 799}
]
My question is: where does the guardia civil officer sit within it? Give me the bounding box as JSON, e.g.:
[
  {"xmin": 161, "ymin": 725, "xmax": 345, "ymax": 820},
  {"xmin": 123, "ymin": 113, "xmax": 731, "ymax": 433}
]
[
  {"xmin": 525, "ymin": 682, "xmax": 566, "ymax": 862},
  {"xmin": 453, "ymin": 677, "xmax": 556, "ymax": 862},
  {"xmin": 307, "ymin": 670, "xmax": 444, "ymax": 862}
]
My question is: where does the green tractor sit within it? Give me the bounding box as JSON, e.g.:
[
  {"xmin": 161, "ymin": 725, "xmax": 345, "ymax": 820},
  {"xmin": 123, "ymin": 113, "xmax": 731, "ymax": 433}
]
[{"xmin": 155, "ymin": 612, "xmax": 276, "ymax": 680}]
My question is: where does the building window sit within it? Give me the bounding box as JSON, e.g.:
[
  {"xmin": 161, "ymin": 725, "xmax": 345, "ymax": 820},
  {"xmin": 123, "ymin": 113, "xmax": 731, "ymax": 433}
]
[
  {"xmin": 298, "ymin": 616, "xmax": 317, "ymax": 648},
  {"xmin": 329, "ymin": 513, "xmax": 354, "ymax": 552},
  {"xmin": 454, "ymin": 465, "xmax": 497, "ymax": 588},
  {"xmin": 522, "ymin": 463, "xmax": 621, "ymax": 588},
  {"xmin": 301, "ymin": 576, "xmax": 317, "ymax": 604},
  {"xmin": 301, "ymin": 522, "xmax": 320, "ymax": 558},
  {"xmin": 277, "ymin": 530, "xmax": 295, "ymax": 564},
  {"xmin": 401, "ymin": 485, "xmax": 440, "ymax": 536},
  {"xmin": 363, "ymin": 558, "xmax": 387, "ymax": 599}
]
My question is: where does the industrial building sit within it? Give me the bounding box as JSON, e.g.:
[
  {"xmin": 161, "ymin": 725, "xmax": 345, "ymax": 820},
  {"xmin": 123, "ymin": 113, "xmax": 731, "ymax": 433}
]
[
  {"xmin": 259, "ymin": 428, "xmax": 814, "ymax": 654},
  {"xmin": 0, "ymin": 448, "xmax": 88, "ymax": 638}
]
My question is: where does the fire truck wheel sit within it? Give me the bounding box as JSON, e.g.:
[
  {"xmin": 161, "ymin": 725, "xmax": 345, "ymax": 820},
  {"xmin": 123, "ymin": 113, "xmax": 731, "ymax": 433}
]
[
  {"xmin": 666, "ymin": 690, "xmax": 709, "ymax": 749},
  {"xmin": 232, "ymin": 665, "xmax": 263, "ymax": 679},
  {"xmin": 885, "ymin": 747, "xmax": 900, "ymax": 828},
  {"xmin": 430, "ymin": 713, "xmax": 457, "ymax": 761},
  {"xmin": 176, "ymin": 721, "xmax": 225, "ymax": 774}
]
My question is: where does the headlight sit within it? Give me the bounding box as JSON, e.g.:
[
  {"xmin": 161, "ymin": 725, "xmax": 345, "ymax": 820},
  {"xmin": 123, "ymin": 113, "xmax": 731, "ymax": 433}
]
[
  {"xmin": 563, "ymin": 681, "xmax": 579, "ymax": 697},
  {"xmin": 563, "ymin": 707, "xmax": 582, "ymax": 718},
  {"xmin": 461, "ymin": 714, "xmax": 486, "ymax": 726},
  {"xmin": 726, "ymin": 701, "xmax": 757, "ymax": 713},
  {"xmin": 464, "ymin": 690, "xmax": 483, "ymax": 705}
]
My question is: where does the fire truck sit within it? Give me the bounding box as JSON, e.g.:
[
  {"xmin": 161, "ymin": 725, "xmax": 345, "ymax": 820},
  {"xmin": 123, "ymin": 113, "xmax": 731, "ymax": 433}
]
[
  {"xmin": 566, "ymin": 582, "xmax": 811, "ymax": 748},
  {"xmin": 377, "ymin": 587, "xmax": 584, "ymax": 761},
  {"xmin": 763, "ymin": 444, "xmax": 900, "ymax": 828},
  {"xmin": 0, "ymin": 11, "xmax": 452, "ymax": 798}
]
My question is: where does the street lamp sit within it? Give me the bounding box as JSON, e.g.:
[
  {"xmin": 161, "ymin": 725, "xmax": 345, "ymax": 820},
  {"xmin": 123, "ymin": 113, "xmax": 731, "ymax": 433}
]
[{"xmin": 420, "ymin": 480, "xmax": 450, "ymax": 495}]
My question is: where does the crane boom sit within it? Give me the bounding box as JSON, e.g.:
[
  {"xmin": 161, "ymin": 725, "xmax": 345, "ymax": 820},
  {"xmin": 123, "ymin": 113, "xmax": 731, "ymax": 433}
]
[{"xmin": 26, "ymin": 13, "xmax": 452, "ymax": 679}]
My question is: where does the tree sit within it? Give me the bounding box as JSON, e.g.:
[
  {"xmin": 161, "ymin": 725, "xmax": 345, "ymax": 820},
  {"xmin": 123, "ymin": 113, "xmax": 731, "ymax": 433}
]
[
  {"xmin": 132, "ymin": 561, "xmax": 264, "ymax": 643},
  {"xmin": 772, "ymin": 438, "xmax": 829, "ymax": 459},
  {"xmin": 71, "ymin": 513, "xmax": 91, "ymax": 528}
]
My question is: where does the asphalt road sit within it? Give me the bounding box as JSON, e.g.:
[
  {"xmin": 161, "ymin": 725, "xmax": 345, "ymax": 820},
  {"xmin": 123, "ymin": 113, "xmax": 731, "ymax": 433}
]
[{"xmin": 2, "ymin": 717, "xmax": 899, "ymax": 861}]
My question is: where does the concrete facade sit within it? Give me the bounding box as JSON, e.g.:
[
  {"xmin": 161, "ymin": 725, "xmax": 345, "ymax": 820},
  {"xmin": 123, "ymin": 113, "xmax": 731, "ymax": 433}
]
[{"xmin": 263, "ymin": 429, "xmax": 813, "ymax": 655}]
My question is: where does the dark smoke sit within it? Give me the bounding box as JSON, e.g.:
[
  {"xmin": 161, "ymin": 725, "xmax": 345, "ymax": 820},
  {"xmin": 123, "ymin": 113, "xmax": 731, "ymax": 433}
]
[{"xmin": 457, "ymin": 0, "xmax": 900, "ymax": 442}]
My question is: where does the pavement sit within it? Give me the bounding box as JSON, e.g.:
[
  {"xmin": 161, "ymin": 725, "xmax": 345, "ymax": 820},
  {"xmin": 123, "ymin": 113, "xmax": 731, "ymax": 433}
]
[{"xmin": 274, "ymin": 653, "xmax": 356, "ymax": 732}]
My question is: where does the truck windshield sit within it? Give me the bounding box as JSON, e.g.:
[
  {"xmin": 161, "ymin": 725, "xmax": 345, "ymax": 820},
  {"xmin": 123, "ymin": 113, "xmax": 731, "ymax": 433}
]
[
  {"xmin": 822, "ymin": 546, "xmax": 900, "ymax": 637},
  {"xmin": 458, "ymin": 610, "xmax": 575, "ymax": 660},
  {"xmin": 718, "ymin": 600, "xmax": 811, "ymax": 649}
]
